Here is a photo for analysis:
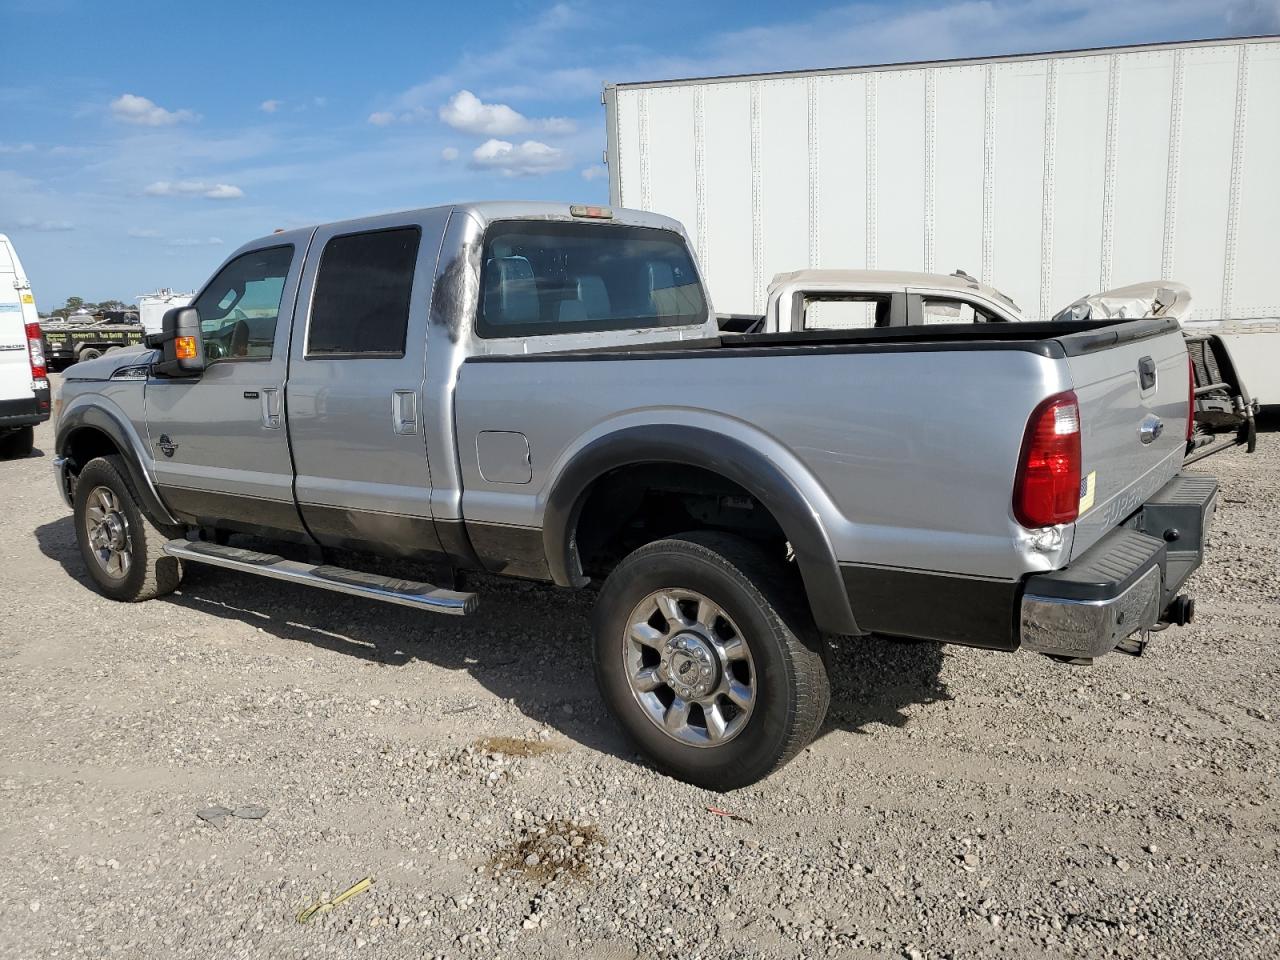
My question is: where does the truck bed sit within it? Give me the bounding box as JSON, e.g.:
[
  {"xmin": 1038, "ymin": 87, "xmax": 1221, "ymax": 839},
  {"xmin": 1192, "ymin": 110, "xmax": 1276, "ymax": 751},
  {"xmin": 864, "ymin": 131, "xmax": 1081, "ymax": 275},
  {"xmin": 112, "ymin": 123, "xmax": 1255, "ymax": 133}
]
[{"xmin": 458, "ymin": 313, "xmax": 1188, "ymax": 584}]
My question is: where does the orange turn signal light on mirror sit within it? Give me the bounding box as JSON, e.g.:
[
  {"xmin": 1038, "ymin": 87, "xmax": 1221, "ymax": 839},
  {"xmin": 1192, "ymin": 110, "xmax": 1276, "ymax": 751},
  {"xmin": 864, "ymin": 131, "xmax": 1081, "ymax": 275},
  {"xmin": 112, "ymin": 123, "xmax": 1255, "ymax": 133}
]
[{"xmin": 175, "ymin": 336, "xmax": 198, "ymax": 360}]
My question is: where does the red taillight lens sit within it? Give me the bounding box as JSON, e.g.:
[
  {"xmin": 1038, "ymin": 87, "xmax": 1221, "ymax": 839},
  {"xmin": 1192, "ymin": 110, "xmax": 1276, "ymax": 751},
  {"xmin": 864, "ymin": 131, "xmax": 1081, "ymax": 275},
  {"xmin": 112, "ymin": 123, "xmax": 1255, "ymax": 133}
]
[
  {"xmin": 1186, "ymin": 353, "xmax": 1195, "ymax": 442},
  {"xmin": 25, "ymin": 321, "xmax": 47, "ymax": 380},
  {"xmin": 1014, "ymin": 390, "xmax": 1082, "ymax": 528}
]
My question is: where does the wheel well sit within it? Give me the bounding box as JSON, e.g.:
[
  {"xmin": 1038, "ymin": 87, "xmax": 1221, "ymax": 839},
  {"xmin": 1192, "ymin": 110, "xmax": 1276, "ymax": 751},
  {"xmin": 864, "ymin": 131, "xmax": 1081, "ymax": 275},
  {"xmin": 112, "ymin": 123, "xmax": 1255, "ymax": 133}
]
[
  {"xmin": 64, "ymin": 426, "xmax": 122, "ymax": 472},
  {"xmin": 574, "ymin": 463, "xmax": 791, "ymax": 579}
]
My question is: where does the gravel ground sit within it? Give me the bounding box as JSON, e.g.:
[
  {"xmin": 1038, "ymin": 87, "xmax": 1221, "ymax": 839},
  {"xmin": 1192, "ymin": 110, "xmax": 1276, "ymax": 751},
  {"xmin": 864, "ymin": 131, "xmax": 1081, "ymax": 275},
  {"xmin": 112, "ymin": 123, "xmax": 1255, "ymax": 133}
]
[{"xmin": 1, "ymin": 389, "xmax": 1277, "ymax": 960}]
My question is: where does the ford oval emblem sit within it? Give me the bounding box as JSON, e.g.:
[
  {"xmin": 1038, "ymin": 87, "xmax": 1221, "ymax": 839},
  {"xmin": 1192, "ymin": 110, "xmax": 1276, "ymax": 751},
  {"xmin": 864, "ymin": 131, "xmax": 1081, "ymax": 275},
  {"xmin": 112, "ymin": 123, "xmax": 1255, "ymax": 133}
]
[{"xmin": 1138, "ymin": 414, "xmax": 1163, "ymax": 445}]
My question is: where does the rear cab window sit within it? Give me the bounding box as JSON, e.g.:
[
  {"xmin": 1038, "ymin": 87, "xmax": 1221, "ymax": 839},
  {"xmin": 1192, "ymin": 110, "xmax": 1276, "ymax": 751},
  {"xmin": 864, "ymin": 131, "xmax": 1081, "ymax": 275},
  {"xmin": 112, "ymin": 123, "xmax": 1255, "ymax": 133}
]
[
  {"xmin": 476, "ymin": 221, "xmax": 706, "ymax": 338},
  {"xmin": 918, "ymin": 296, "xmax": 1005, "ymax": 325}
]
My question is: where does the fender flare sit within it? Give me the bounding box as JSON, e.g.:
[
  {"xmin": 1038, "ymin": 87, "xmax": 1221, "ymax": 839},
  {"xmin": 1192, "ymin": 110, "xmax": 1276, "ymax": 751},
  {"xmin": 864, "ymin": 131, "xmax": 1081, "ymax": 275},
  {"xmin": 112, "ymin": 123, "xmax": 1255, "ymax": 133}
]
[
  {"xmin": 542, "ymin": 424, "xmax": 859, "ymax": 636},
  {"xmin": 56, "ymin": 403, "xmax": 180, "ymax": 527}
]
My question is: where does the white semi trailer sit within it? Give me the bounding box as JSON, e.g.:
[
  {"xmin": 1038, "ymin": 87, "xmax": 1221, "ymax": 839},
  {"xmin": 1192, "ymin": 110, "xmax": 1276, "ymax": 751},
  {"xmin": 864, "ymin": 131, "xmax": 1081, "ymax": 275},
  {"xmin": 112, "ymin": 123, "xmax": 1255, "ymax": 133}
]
[{"xmin": 604, "ymin": 35, "xmax": 1280, "ymax": 405}]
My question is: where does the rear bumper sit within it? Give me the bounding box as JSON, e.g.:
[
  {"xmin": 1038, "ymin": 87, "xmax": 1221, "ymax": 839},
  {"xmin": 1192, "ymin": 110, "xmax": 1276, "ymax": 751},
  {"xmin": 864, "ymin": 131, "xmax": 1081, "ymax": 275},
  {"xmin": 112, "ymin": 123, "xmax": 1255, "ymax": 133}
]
[
  {"xmin": 1020, "ymin": 474, "xmax": 1217, "ymax": 660},
  {"xmin": 0, "ymin": 390, "xmax": 51, "ymax": 428}
]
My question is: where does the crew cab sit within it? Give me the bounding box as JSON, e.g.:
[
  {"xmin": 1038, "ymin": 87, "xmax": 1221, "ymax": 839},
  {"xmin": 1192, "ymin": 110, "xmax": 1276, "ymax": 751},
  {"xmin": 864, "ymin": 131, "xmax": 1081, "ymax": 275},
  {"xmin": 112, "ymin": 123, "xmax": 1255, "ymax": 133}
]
[
  {"xmin": 0, "ymin": 234, "xmax": 50, "ymax": 459},
  {"xmin": 53, "ymin": 203, "xmax": 1217, "ymax": 789}
]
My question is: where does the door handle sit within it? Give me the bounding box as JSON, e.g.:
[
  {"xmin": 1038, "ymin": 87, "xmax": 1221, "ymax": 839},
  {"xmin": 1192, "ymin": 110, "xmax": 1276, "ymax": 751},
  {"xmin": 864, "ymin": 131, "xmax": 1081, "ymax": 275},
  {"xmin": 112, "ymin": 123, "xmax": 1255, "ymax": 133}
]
[
  {"xmin": 260, "ymin": 388, "xmax": 282, "ymax": 429},
  {"xmin": 392, "ymin": 390, "xmax": 419, "ymax": 435}
]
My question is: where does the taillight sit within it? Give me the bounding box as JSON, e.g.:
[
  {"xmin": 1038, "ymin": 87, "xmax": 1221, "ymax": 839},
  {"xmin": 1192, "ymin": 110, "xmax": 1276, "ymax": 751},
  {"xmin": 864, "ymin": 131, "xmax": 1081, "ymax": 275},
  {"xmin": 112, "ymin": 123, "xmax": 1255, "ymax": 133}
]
[
  {"xmin": 25, "ymin": 321, "xmax": 47, "ymax": 381},
  {"xmin": 1014, "ymin": 390, "xmax": 1082, "ymax": 528},
  {"xmin": 1186, "ymin": 353, "xmax": 1195, "ymax": 442}
]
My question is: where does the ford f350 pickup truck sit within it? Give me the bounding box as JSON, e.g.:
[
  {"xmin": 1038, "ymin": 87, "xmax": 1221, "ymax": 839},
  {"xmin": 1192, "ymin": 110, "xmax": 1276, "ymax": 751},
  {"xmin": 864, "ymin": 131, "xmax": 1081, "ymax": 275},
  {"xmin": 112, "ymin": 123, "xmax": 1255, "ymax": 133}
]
[{"xmin": 52, "ymin": 202, "xmax": 1217, "ymax": 789}]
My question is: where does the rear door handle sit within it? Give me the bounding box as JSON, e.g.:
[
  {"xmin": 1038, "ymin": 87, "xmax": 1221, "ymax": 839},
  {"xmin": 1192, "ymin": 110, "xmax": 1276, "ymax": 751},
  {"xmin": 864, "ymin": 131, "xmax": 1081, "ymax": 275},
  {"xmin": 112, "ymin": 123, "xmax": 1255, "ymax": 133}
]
[
  {"xmin": 260, "ymin": 388, "xmax": 282, "ymax": 429},
  {"xmin": 392, "ymin": 390, "xmax": 419, "ymax": 435}
]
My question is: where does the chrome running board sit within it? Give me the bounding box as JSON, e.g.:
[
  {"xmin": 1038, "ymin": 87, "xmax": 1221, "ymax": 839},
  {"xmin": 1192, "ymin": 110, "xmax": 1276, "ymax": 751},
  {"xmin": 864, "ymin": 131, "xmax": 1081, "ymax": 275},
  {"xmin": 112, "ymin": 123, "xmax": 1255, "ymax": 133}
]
[{"xmin": 162, "ymin": 540, "xmax": 477, "ymax": 615}]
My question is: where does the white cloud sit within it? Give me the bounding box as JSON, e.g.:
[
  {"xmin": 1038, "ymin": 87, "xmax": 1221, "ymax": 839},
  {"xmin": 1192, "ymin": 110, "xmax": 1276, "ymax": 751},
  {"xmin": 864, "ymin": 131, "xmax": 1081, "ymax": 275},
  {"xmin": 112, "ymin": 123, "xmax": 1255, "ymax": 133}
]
[
  {"xmin": 203, "ymin": 183, "xmax": 244, "ymax": 200},
  {"xmin": 367, "ymin": 111, "xmax": 396, "ymax": 126},
  {"xmin": 110, "ymin": 93, "xmax": 197, "ymax": 126},
  {"xmin": 127, "ymin": 227, "xmax": 161, "ymax": 239},
  {"xmin": 0, "ymin": 142, "xmax": 36, "ymax": 154},
  {"xmin": 260, "ymin": 99, "xmax": 283, "ymax": 113},
  {"xmin": 440, "ymin": 90, "xmax": 526, "ymax": 136},
  {"xmin": 469, "ymin": 138, "xmax": 569, "ymax": 177},
  {"xmin": 439, "ymin": 90, "xmax": 574, "ymax": 136},
  {"xmin": 441, "ymin": 146, "xmax": 460, "ymax": 161},
  {"xmin": 580, "ymin": 164, "xmax": 608, "ymax": 181},
  {"xmin": 16, "ymin": 217, "xmax": 74, "ymax": 232},
  {"xmin": 143, "ymin": 180, "xmax": 245, "ymax": 200},
  {"xmin": 169, "ymin": 236, "xmax": 224, "ymax": 247}
]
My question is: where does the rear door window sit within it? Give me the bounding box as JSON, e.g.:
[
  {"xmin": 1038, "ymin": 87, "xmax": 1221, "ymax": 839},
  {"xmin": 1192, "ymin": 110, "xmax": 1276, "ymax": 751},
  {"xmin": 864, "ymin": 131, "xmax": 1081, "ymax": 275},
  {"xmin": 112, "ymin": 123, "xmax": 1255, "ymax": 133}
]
[
  {"xmin": 307, "ymin": 227, "xmax": 421, "ymax": 357},
  {"xmin": 476, "ymin": 221, "xmax": 706, "ymax": 338}
]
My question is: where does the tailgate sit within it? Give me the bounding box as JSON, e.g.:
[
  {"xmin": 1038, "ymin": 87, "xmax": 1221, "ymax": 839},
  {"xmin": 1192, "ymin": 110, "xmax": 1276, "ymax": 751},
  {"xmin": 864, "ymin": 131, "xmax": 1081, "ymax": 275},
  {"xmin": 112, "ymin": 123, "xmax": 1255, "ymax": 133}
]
[{"xmin": 1063, "ymin": 321, "xmax": 1189, "ymax": 559}]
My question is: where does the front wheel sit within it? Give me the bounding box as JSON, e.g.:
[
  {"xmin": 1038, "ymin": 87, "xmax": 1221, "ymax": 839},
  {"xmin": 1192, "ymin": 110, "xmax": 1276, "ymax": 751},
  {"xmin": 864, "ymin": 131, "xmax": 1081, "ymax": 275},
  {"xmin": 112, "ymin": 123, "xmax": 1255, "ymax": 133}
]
[
  {"xmin": 592, "ymin": 531, "xmax": 830, "ymax": 791},
  {"xmin": 73, "ymin": 455, "xmax": 184, "ymax": 601}
]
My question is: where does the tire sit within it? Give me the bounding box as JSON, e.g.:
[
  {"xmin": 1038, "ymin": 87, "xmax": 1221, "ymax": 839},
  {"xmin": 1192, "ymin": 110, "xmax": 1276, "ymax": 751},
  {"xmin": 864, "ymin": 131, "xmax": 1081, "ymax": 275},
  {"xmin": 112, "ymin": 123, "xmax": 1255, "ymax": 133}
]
[
  {"xmin": 0, "ymin": 426, "xmax": 34, "ymax": 460},
  {"xmin": 73, "ymin": 455, "xmax": 184, "ymax": 602},
  {"xmin": 103, "ymin": 345, "xmax": 124, "ymax": 355},
  {"xmin": 592, "ymin": 531, "xmax": 830, "ymax": 791},
  {"xmin": 76, "ymin": 347, "xmax": 103, "ymax": 363}
]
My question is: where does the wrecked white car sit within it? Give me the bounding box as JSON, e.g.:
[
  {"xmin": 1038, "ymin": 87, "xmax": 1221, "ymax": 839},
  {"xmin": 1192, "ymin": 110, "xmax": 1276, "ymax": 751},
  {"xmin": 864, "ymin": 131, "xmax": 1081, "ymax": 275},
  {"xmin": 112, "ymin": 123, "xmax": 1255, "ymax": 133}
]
[{"xmin": 733, "ymin": 270, "xmax": 1256, "ymax": 464}]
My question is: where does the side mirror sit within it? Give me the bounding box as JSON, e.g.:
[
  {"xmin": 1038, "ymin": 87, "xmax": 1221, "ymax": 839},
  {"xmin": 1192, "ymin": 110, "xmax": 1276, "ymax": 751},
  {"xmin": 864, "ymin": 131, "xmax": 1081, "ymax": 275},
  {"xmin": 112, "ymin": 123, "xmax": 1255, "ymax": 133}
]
[{"xmin": 151, "ymin": 307, "xmax": 206, "ymax": 377}]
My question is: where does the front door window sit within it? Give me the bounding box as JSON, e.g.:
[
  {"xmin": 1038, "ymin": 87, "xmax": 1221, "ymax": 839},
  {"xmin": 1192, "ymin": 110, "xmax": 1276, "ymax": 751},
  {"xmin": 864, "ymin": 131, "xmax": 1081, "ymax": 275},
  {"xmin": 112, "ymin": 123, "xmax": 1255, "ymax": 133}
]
[{"xmin": 191, "ymin": 246, "xmax": 293, "ymax": 361}]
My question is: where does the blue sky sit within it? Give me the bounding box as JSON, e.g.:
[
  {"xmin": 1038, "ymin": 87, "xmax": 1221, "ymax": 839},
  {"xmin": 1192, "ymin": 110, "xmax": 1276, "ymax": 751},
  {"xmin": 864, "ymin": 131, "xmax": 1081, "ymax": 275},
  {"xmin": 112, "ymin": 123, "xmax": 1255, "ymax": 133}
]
[{"xmin": 2, "ymin": 0, "xmax": 1275, "ymax": 306}]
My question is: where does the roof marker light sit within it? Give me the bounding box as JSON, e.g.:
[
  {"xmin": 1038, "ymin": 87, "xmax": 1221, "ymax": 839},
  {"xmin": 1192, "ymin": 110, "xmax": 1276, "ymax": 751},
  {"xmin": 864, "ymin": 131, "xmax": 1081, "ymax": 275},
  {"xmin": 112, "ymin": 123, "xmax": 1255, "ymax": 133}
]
[{"xmin": 570, "ymin": 205, "xmax": 613, "ymax": 219}]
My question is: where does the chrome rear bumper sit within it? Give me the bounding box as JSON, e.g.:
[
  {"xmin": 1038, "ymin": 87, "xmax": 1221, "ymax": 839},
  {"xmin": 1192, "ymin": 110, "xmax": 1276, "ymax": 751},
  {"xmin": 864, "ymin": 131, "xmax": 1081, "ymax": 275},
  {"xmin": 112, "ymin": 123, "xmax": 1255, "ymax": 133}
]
[
  {"xmin": 1018, "ymin": 474, "xmax": 1217, "ymax": 660},
  {"xmin": 1021, "ymin": 565, "xmax": 1162, "ymax": 659}
]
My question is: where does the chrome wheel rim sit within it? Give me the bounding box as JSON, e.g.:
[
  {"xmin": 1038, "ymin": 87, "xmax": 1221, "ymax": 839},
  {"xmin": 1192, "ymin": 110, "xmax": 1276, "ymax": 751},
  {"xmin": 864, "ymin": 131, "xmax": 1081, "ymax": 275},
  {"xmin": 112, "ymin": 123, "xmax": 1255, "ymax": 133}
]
[
  {"xmin": 84, "ymin": 485, "xmax": 132, "ymax": 580},
  {"xmin": 623, "ymin": 589, "xmax": 756, "ymax": 748}
]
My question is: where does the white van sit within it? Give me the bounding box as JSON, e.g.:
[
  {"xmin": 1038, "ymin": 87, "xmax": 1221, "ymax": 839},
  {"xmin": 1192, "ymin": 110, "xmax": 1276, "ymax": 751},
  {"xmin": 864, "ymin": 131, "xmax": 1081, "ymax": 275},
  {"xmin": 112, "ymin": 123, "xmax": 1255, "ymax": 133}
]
[{"xmin": 0, "ymin": 234, "xmax": 51, "ymax": 458}]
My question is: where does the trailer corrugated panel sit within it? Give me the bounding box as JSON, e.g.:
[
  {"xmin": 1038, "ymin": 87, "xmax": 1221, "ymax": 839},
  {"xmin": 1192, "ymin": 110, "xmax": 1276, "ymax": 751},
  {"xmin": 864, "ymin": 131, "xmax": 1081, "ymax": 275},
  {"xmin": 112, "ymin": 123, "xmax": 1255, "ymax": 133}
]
[{"xmin": 607, "ymin": 36, "xmax": 1280, "ymax": 327}]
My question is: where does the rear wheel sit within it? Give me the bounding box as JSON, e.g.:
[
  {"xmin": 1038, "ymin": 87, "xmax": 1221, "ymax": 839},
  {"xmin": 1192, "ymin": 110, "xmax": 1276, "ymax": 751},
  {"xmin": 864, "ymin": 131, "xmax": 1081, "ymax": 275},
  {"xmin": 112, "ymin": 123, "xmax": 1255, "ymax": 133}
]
[
  {"xmin": 73, "ymin": 455, "xmax": 184, "ymax": 601},
  {"xmin": 0, "ymin": 426, "xmax": 34, "ymax": 460},
  {"xmin": 76, "ymin": 346, "xmax": 103, "ymax": 363},
  {"xmin": 592, "ymin": 531, "xmax": 830, "ymax": 790}
]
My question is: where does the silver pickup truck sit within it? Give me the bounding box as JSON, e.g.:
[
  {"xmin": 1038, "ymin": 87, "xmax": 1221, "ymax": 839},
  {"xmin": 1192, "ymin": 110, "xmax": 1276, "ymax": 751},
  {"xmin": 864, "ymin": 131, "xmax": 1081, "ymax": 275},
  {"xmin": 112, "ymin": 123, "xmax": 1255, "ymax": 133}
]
[{"xmin": 53, "ymin": 202, "xmax": 1217, "ymax": 789}]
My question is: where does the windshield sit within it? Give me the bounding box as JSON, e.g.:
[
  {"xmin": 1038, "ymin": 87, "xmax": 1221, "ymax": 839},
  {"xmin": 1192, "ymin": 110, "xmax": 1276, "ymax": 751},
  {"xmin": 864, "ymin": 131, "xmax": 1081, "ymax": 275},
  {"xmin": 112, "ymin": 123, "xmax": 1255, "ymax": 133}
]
[{"xmin": 476, "ymin": 220, "xmax": 707, "ymax": 338}]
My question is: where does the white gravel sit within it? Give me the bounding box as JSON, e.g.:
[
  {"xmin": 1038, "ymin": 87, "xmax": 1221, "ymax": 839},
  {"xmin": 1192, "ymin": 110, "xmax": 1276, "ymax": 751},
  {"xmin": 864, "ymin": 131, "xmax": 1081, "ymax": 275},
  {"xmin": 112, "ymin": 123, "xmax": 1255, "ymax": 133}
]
[{"xmin": 1, "ymin": 390, "xmax": 1277, "ymax": 959}]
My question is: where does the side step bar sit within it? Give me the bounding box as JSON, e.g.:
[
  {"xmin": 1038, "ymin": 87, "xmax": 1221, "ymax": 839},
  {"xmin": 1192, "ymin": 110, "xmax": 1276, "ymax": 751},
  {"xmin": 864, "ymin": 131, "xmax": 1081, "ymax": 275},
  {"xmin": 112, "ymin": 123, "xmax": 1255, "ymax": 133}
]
[{"xmin": 162, "ymin": 540, "xmax": 477, "ymax": 615}]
